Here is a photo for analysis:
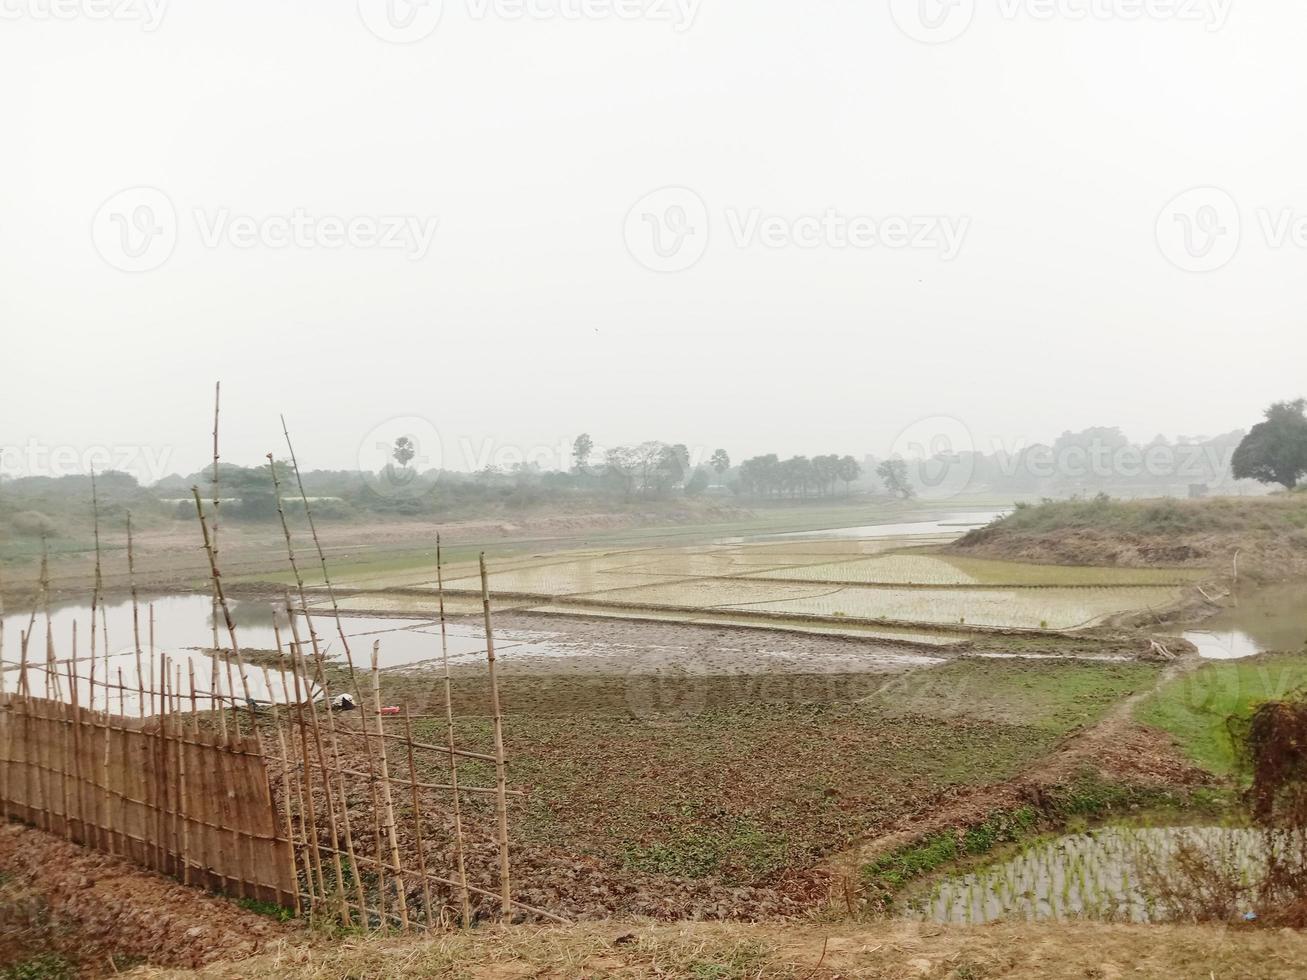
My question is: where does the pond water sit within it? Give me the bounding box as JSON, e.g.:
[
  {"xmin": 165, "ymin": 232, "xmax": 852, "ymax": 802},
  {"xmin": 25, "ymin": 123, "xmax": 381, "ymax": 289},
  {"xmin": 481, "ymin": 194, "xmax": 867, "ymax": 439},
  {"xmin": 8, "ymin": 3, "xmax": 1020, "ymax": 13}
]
[
  {"xmin": 1182, "ymin": 582, "xmax": 1307, "ymax": 660},
  {"xmin": 0, "ymin": 593, "xmax": 563, "ymax": 714},
  {"xmin": 766, "ymin": 510, "xmax": 1008, "ymax": 541},
  {"xmin": 909, "ymin": 826, "xmax": 1281, "ymax": 925}
]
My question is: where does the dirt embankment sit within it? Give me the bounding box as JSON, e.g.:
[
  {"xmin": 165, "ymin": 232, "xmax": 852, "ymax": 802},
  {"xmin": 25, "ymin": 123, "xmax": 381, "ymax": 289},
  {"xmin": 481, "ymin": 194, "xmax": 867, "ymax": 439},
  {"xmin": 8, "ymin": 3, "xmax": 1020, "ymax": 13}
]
[
  {"xmin": 156, "ymin": 918, "xmax": 1307, "ymax": 979},
  {"xmin": 0, "ymin": 822, "xmax": 291, "ymax": 976},
  {"xmin": 949, "ymin": 495, "xmax": 1307, "ymax": 582}
]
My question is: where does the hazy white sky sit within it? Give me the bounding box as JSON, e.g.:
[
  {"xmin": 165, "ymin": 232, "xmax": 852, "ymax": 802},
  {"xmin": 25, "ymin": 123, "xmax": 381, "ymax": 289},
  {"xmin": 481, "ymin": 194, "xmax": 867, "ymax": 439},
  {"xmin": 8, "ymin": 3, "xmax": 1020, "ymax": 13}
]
[{"xmin": 3, "ymin": 0, "xmax": 1305, "ymax": 481}]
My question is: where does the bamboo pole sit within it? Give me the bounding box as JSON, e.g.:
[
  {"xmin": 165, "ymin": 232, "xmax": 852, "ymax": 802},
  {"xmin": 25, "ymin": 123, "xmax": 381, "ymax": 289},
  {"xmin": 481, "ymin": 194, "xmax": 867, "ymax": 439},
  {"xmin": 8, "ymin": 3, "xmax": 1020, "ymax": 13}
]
[
  {"xmin": 65, "ymin": 659, "xmax": 89, "ymax": 843},
  {"xmin": 480, "ymin": 554, "xmax": 512, "ymax": 922},
  {"xmin": 285, "ymin": 615, "xmax": 349, "ymax": 925},
  {"xmin": 402, "ymin": 704, "xmax": 435, "ymax": 929},
  {"xmin": 89, "ymin": 472, "xmax": 104, "ymax": 686},
  {"xmin": 190, "ymin": 489, "xmax": 255, "ymax": 714},
  {"xmin": 211, "ymin": 382, "xmax": 223, "ymax": 678},
  {"xmin": 263, "ymin": 664, "xmax": 302, "ymax": 916},
  {"xmin": 127, "ymin": 514, "xmax": 143, "ymax": 715},
  {"xmin": 277, "ymin": 425, "xmax": 390, "ymax": 885},
  {"xmin": 436, "ymin": 534, "xmax": 472, "ymax": 927},
  {"xmin": 370, "ymin": 640, "xmax": 409, "ymax": 929},
  {"xmin": 287, "ymin": 605, "xmax": 366, "ymax": 923},
  {"xmin": 117, "ymin": 667, "xmax": 129, "ymax": 856},
  {"xmin": 174, "ymin": 662, "xmax": 187, "ymax": 882},
  {"xmin": 269, "ymin": 461, "xmax": 367, "ymax": 921},
  {"xmin": 277, "ymin": 623, "xmax": 323, "ymax": 911}
]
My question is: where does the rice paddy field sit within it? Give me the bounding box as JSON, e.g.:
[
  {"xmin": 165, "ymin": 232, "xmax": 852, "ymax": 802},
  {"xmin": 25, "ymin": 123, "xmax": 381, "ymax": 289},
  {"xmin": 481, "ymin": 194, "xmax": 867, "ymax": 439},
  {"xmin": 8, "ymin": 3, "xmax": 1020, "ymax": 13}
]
[{"xmin": 308, "ymin": 513, "xmax": 1206, "ymax": 639}]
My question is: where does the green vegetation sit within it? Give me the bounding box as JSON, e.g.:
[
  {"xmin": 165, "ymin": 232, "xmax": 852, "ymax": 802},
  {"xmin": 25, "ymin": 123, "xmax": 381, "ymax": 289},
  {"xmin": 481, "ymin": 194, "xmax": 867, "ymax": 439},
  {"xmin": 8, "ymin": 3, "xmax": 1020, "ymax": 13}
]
[
  {"xmin": 408, "ymin": 659, "xmax": 1158, "ymax": 886},
  {"xmin": 862, "ymin": 807, "xmax": 1039, "ymax": 901},
  {"xmin": 1232, "ymin": 398, "xmax": 1307, "ymax": 490},
  {"xmin": 0, "ymin": 955, "xmax": 75, "ymax": 980},
  {"xmin": 966, "ymin": 493, "xmax": 1307, "ymax": 540},
  {"xmin": 1135, "ymin": 654, "xmax": 1307, "ymax": 775}
]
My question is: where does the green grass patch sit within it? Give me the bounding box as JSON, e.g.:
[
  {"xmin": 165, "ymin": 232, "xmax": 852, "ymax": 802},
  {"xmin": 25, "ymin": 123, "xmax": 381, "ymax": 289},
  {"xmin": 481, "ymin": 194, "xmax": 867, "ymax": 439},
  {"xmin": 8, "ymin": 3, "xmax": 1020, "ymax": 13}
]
[{"xmin": 1135, "ymin": 653, "xmax": 1307, "ymax": 774}]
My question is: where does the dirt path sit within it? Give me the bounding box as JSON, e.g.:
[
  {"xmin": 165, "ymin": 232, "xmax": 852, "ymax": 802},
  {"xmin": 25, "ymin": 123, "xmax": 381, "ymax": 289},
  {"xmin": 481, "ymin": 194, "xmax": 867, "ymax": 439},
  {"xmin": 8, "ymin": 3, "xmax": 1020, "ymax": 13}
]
[{"xmin": 149, "ymin": 918, "xmax": 1307, "ymax": 979}]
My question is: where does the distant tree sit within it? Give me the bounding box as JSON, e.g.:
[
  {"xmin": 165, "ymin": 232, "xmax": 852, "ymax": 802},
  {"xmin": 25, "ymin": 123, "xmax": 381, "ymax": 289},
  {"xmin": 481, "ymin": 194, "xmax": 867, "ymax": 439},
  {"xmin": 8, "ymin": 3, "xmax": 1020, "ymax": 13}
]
[
  {"xmin": 572, "ymin": 433, "xmax": 594, "ymax": 473},
  {"xmin": 837, "ymin": 455, "xmax": 861, "ymax": 494},
  {"xmin": 684, "ymin": 467, "xmax": 710, "ymax": 497},
  {"xmin": 877, "ymin": 459, "xmax": 915, "ymax": 499},
  {"xmin": 1232, "ymin": 399, "xmax": 1307, "ymax": 489},
  {"xmin": 605, "ymin": 446, "xmax": 639, "ymax": 500},
  {"xmin": 710, "ymin": 449, "xmax": 730, "ymax": 475},
  {"xmin": 392, "ymin": 436, "xmax": 416, "ymax": 468}
]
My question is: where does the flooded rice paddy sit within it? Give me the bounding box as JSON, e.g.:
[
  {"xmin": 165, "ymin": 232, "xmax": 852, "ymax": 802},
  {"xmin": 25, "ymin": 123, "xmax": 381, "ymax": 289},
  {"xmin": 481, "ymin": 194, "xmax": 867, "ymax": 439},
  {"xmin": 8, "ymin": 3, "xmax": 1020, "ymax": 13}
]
[
  {"xmin": 910, "ymin": 825, "xmax": 1292, "ymax": 924},
  {"xmin": 322, "ymin": 510, "xmax": 1199, "ymax": 636}
]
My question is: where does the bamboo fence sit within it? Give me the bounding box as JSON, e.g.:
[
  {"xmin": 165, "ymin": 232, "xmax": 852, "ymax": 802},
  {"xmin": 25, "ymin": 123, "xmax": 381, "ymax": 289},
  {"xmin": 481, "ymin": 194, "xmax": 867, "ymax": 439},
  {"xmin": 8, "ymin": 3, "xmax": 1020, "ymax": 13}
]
[{"xmin": 0, "ymin": 407, "xmax": 562, "ymax": 930}]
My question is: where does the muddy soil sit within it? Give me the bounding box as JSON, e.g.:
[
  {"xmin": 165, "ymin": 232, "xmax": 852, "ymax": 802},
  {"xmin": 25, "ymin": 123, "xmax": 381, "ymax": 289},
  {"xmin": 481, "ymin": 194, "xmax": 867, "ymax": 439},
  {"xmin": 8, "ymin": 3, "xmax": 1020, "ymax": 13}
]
[{"xmin": 0, "ymin": 822, "xmax": 292, "ymax": 976}]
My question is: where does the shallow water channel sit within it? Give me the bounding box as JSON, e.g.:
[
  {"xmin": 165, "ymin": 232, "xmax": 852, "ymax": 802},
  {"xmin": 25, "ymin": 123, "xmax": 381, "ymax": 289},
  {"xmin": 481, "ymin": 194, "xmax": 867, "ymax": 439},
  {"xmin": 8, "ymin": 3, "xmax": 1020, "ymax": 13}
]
[
  {"xmin": 0, "ymin": 593, "xmax": 562, "ymax": 714},
  {"xmin": 1181, "ymin": 582, "xmax": 1307, "ymax": 660}
]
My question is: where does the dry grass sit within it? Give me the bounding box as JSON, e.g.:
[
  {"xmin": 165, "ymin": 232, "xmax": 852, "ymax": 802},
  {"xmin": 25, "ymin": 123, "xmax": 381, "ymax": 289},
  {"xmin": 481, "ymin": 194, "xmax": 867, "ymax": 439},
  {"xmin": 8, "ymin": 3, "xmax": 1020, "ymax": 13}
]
[{"xmin": 139, "ymin": 918, "xmax": 1307, "ymax": 978}]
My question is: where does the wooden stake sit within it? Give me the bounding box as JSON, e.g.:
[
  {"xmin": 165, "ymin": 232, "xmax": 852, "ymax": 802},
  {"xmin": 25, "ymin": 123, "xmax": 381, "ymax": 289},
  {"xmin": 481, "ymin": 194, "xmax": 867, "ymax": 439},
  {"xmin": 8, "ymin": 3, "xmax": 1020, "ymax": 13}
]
[
  {"xmin": 278, "ymin": 424, "xmax": 390, "ymax": 916},
  {"xmin": 285, "ymin": 614, "xmax": 349, "ymax": 924},
  {"xmin": 268, "ymin": 458, "xmax": 367, "ymax": 921},
  {"xmin": 402, "ymin": 704, "xmax": 435, "ymax": 929},
  {"xmin": 277, "ymin": 622, "xmax": 323, "ymax": 911},
  {"xmin": 190, "ymin": 489, "xmax": 255, "ymax": 714},
  {"xmin": 370, "ymin": 640, "xmax": 408, "ymax": 929},
  {"xmin": 480, "ymin": 554, "xmax": 513, "ymax": 922},
  {"xmin": 436, "ymin": 534, "xmax": 471, "ymax": 927}
]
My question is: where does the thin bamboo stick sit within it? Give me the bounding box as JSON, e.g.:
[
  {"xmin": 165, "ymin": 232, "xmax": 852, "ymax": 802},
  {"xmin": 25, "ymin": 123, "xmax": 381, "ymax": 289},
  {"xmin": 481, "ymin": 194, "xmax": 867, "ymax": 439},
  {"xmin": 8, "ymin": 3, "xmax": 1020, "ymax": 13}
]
[
  {"xmin": 278, "ymin": 623, "xmax": 324, "ymax": 911},
  {"xmin": 285, "ymin": 615, "xmax": 348, "ymax": 924},
  {"xmin": 370, "ymin": 640, "xmax": 408, "ymax": 929},
  {"xmin": 211, "ymin": 381, "xmax": 223, "ymax": 680},
  {"xmin": 263, "ymin": 664, "xmax": 302, "ymax": 916},
  {"xmin": 278, "ymin": 427, "xmax": 394, "ymax": 925},
  {"xmin": 480, "ymin": 554, "xmax": 512, "ymax": 922},
  {"xmin": 175, "ymin": 662, "xmax": 188, "ymax": 883},
  {"xmin": 436, "ymin": 534, "xmax": 471, "ymax": 927},
  {"xmin": 269, "ymin": 463, "xmax": 367, "ymax": 921},
  {"xmin": 190, "ymin": 489, "xmax": 255, "ymax": 717},
  {"xmin": 402, "ymin": 704, "xmax": 435, "ymax": 929}
]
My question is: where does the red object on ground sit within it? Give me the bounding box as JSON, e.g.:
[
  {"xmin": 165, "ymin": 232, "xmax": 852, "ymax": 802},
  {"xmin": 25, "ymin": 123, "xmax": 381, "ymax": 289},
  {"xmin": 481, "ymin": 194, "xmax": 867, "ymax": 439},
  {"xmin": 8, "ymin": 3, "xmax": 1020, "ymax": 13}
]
[{"xmin": 378, "ymin": 706, "xmax": 401, "ymax": 716}]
